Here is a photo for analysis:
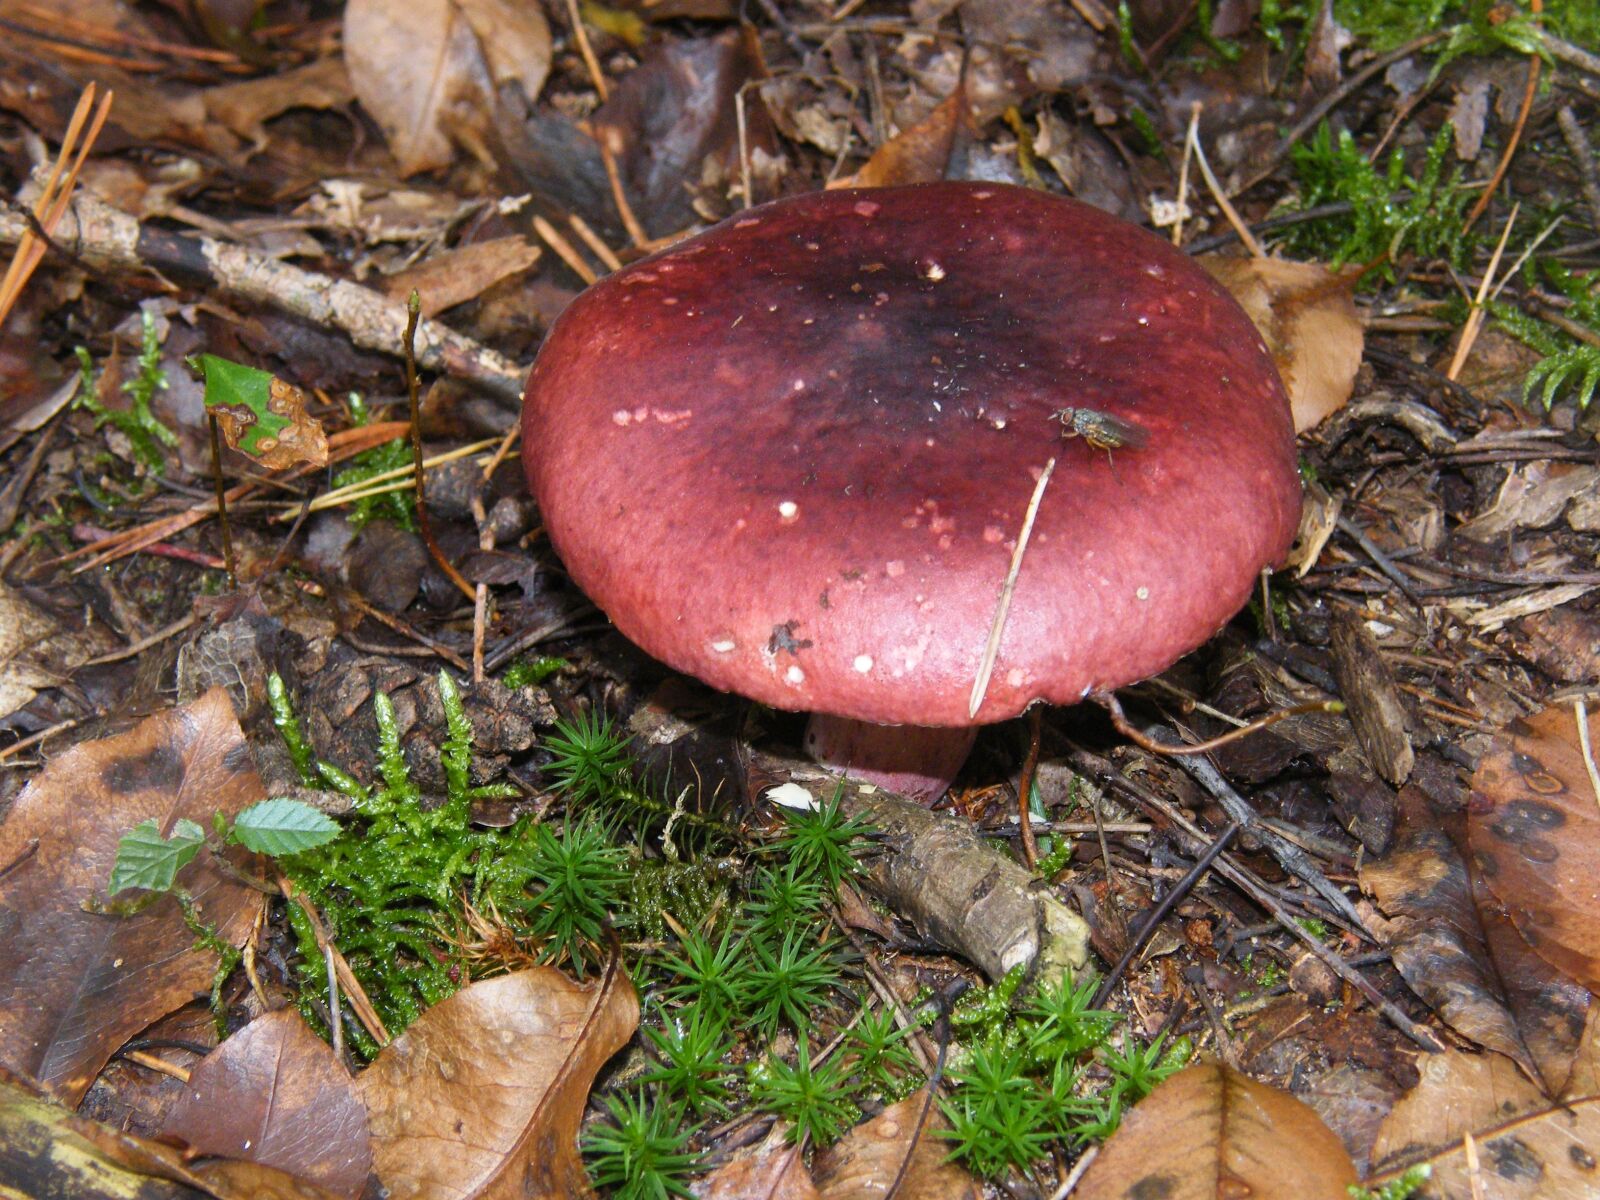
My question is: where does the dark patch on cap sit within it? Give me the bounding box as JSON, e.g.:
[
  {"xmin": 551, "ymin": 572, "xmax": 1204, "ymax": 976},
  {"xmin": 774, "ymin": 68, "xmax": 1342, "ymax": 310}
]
[{"xmin": 767, "ymin": 622, "xmax": 813, "ymax": 657}]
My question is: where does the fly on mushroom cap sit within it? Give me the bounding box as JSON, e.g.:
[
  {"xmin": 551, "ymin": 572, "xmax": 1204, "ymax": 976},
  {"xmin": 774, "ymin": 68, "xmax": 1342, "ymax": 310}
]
[{"xmin": 522, "ymin": 182, "xmax": 1300, "ymax": 743}]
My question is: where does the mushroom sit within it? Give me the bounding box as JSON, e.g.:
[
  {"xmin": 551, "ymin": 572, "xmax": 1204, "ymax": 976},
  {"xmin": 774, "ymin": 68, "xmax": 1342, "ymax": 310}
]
[{"xmin": 521, "ymin": 182, "xmax": 1301, "ymax": 801}]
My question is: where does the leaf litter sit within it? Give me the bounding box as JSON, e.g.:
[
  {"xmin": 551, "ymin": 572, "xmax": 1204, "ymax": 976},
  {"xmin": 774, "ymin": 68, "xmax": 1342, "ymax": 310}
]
[{"xmin": 3, "ymin": 0, "xmax": 1600, "ymax": 1196}]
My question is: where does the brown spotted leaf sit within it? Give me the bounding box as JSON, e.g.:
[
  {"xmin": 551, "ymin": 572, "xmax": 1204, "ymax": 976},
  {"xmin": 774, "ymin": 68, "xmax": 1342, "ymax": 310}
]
[
  {"xmin": 1362, "ymin": 789, "xmax": 1547, "ymax": 1086},
  {"xmin": 1471, "ymin": 704, "xmax": 1600, "ymax": 993},
  {"xmin": 813, "ymin": 1089, "xmax": 979, "ymax": 1199},
  {"xmin": 356, "ymin": 962, "xmax": 638, "ymax": 1199},
  {"xmin": 1370, "ymin": 1040, "xmax": 1600, "ymax": 1199},
  {"xmin": 0, "ymin": 689, "xmax": 268, "ymax": 1104},
  {"xmin": 1074, "ymin": 1062, "xmax": 1358, "ymax": 1200},
  {"xmin": 162, "ymin": 1008, "xmax": 372, "ymax": 1198}
]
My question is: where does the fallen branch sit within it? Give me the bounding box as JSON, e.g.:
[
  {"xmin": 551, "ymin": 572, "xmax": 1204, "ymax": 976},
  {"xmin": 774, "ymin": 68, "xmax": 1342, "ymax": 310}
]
[{"xmin": 1, "ymin": 175, "xmax": 525, "ymax": 404}]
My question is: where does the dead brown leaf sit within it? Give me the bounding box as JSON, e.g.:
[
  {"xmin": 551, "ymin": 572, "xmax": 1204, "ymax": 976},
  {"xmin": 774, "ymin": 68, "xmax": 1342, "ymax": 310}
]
[
  {"xmin": 356, "ymin": 961, "xmax": 638, "ymax": 1199},
  {"xmin": 1201, "ymin": 256, "xmax": 1363, "ymax": 433},
  {"xmin": 0, "ymin": 579, "xmax": 106, "ymax": 721},
  {"xmin": 1370, "ymin": 1043, "xmax": 1600, "ymax": 1199},
  {"xmin": 1, "ymin": 1062, "xmax": 351, "ymax": 1200},
  {"xmin": 383, "ymin": 236, "xmax": 544, "ymax": 317},
  {"xmin": 813, "ymin": 1089, "xmax": 980, "ymax": 1199},
  {"xmin": 1074, "ymin": 1061, "xmax": 1358, "ymax": 1200},
  {"xmin": 161, "ymin": 1008, "xmax": 372, "ymax": 1198},
  {"xmin": 344, "ymin": 0, "xmax": 551, "ymax": 176},
  {"xmin": 832, "ymin": 85, "xmax": 971, "ymax": 190},
  {"xmin": 693, "ymin": 1125, "xmax": 821, "ymax": 1200},
  {"xmin": 204, "ymin": 57, "xmax": 356, "ymax": 148},
  {"xmin": 1471, "ymin": 703, "xmax": 1600, "ymax": 995},
  {"xmin": 0, "ymin": 688, "xmax": 268, "ymax": 1104},
  {"xmin": 1360, "ymin": 787, "xmax": 1584, "ymax": 1090}
]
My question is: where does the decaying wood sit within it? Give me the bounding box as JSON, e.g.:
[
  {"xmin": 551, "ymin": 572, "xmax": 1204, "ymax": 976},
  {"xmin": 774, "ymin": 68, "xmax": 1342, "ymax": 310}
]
[
  {"xmin": 1, "ymin": 174, "xmax": 525, "ymax": 404},
  {"xmin": 1330, "ymin": 609, "xmax": 1416, "ymax": 786},
  {"xmin": 757, "ymin": 753, "xmax": 1091, "ymax": 986}
]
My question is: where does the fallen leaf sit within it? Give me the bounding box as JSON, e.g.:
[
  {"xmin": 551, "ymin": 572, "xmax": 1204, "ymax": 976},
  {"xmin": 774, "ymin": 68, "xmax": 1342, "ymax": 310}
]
[
  {"xmin": 0, "ymin": 689, "xmax": 268, "ymax": 1104},
  {"xmin": 204, "ymin": 56, "xmax": 356, "ymax": 148},
  {"xmin": 1361, "ymin": 790, "xmax": 1554, "ymax": 1087},
  {"xmin": 1201, "ymin": 256, "xmax": 1363, "ymax": 434},
  {"xmin": 344, "ymin": 0, "xmax": 551, "ymax": 176},
  {"xmin": 0, "ymin": 580, "xmax": 92, "ymax": 720},
  {"xmin": 813, "ymin": 1089, "xmax": 980, "ymax": 1199},
  {"xmin": 197, "ymin": 354, "xmax": 330, "ymax": 470},
  {"xmin": 694, "ymin": 1124, "xmax": 821, "ymax": 1200},
  {"xmin": 383, "ymin": 236, "xmax": 544, "ymax": 317},
  {"xmin": 1471, "ymin": 703, "xmax": 1600, "ymax": 994},
  {"xmin": 1370, "ymin": 1044, "xmax": 1600, "ymax": 1199},
  {"xmin": 356, "ymin": 962, "xmax": 638, "ymax": 1199},
  {"xmin": 1454, "ymin": 462, "xmax": 1600, "ymax": 542},
  {"xmin": 832, "ymin": 85, "xmax": 971, "ymax": 189},
  {"xmin": 162, "ymin": 1008, "xmax": 372, "ymax": 1198},
  {"xmin": 1, "ymin": 1063, "xmax": 351, "ymax": 1200},
  {"xmin": 1074, "ymin": 1062, "xmax": 1358, "ymax": 1200}
]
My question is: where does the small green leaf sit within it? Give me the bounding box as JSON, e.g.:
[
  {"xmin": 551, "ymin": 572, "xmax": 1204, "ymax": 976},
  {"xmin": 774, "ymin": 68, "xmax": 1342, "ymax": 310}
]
[
  {"xmin": 109, "ymin": 817, "xmax": 206, "ymax": 895},
  {"xmin": 194, "ymin": 354, "xmax": 291, "ymax": 458},
  {"xmin": 231, "ymin": 798, "xmax": 341, "ymax": 856}
]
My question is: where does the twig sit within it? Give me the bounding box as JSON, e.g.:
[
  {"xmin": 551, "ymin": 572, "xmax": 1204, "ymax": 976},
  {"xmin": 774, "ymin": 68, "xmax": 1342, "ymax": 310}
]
[
  {"xmin": 1146, "ymin": 723, "xmax": 1370, "ymax": 933},
  {"xmin": 567, "ymin": 213, "xmax": 622, "ymax": 272},
  {"xmin": 206, "ymin": 413, "xmax": 237, "ymax": 588},
  {"xmin": 1335, "ymin": 512, "xmax": 1425, "ymax": 608},
  {"xmin": 1461, "ymin": 0, "xmax": 1540, "ymax": 235},
  {"xmin": 0, "ymin": 82, "xmax": 113, "ymax": 327},
  {"xmin": 969, "ymin": 457, "xmax": 1055, "ymax": 719},
  {"xmin": 1557, "ymin": 105, "xmax": 1600, "ymax": 236},
  {"xmin": 404, "ymin": 291, "xmax": 476, "ymax": 605},
  {"xmin": 1018, "ymin": 706, "xmax": 1043, "ymax": 870},
  {"xmin": 1172, "ymin": 102, "xmax": 1199, "ymax": 247},
  {"xmin": 1069, "ymin": 747, "xmax": 1444, "ymax": 1052},
  {"xmin": 532, "ymin": 214, "xmax": 598, "ymax": 285},
  {"xmin": 1447, "ymin": 202, "xmax": 1520, "ymax": 380},
  {"xmin": 1576, "ymin": 700, "xmax": 1600, "ymax": 816},
  {"xmin": 0, "ymin": 181, "xmax": 524, "ymax": 402},
  {"xmin": 1239, "ymin": 31, "xmax": 1448, "ymax": 193},
  {"xmin": 1049, "ymin": 1145, "xmax": 1098, "ymax": 1200},
  {"xmin": 1187, "ymin": 113, "xmax": 1263, "ymax": 258},
  {"xmin": 564, "ymin": 0, "xmax": 609, "ymax": 101},
  {"xmin": 1092, "ymin": 824, "xmax": 1240, "ymax": 1008},
  {"xmin": 1541, "ymin": 27, "xmax": 1600, "ymax": 76},
  {"xmin": 1093, "ymin": 691, "xmax": 1344, "ymax": 757},
  {"xmin": 594, "ymin": 131, "xmax": 651, "ymax": 249},
  {"xmin": 0, "ymin": 718, "xmax": 80, "ymax": 764},
  {"xmin": 81, "ymin": 612, "xmax": 199, "ymax": 667}
]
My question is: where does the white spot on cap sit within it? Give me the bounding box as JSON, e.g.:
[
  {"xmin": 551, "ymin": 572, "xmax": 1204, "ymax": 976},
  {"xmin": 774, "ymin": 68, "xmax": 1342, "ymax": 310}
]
[
  {"xmin": 710, "ymin": 637, "xmax": 737, "ymax": 653},
  {"xmin": 778, "ymin": 501, "xmax": 799, "ymax": 522},
  {"xmin": 793, "ymin": 379, "xmax": 805, "ymax": 391},
  {"xmin": 736, "ymin": 217, "xmax": 762, "ymax": 228},
  {"xmin": 1136, "ymin": 586, "xmax": 1150, "ymax": 601},
  {"xmin": 1137, "ymin": 316, "xmax": 1150, "ymax": 326},
  {"xmin": 974, "ymin": 190, "xmax": 993, "ymax": 199},
  {"xmin": 1007, "ymin": 668, "xmax": 1025, "ymax": 688},
  {"xmin": 885, "ymin": 560, "xmax": 905, "ymax": 578},
  {"xmin": 983, "ymin": 526, "xmax": 1004, "ymax": 543},
  {"xmin": 785, "ymin": 665, "xmax": 805, "ymax": 685},
  {"xmin": 922, "ymin": 261, "xmax": 946, "ymax": 282},
  {"xmin": 853, "ymin": 200, "xmax": 880, "ymax": 217},
  {"xmin": 853, "ymin": 654, "xmax": 874, "ymax": 673},
  {"xmin": 664, "ymin": 296, "xmax": 679, "ymax": 305}
]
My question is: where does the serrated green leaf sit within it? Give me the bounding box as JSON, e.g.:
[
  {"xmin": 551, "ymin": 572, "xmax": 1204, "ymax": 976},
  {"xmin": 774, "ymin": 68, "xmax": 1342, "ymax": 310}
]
[
  {"xmin": 194, "ymin": 353, "xmax": 291, "ymax": 457},
  {"xmin": 231, "ymin": 797, "xmax": 341, "ymax": 856},
  {"xmin": 109, "ymin": 817, "xmax": 206, "ymax": 895}
]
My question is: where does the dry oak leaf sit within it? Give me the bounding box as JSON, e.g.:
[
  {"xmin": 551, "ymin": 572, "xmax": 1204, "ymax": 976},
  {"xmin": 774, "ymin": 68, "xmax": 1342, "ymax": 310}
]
[
  {"xmin": 1370, "ymin": 1046, "xmax": 1600, "ymax": 1199},
  {"xmin": 830, "ymin": 84, "xmax": 972, "ymax": 190},
  {"xmin": 1201, "ymin": 256, "xmax": 1363, "ymax": 434},
  {"xmin": 344, "ymin": 0, "xmax": 551, "ymax": 176},
  {"xmin": 692, "ymin": 1124, "xmax": 822, "ymax": 1200},
  {"xmin": 813, "ymin": 1089, "xmax": 980, "ymax": 1199},
  {"xmin": 1, "ymin": 1062, "xmax": 352, "ymax": 1200},
  {"xmin": 1470, "ymin": 703, "xmax": 1600, "ymax": 994},
  {"xmin": 1074, "ymin": 1061, "xmax": 1358, "ymax": 1200},
  {"xmin": 356, "ymin": 961, "xmax": 638, "ymax": 1199},
  {"xmin": 162, "ymin": 1008, "xmax": 372, "ymax": 1198},
  {"xmin": 0, "ymin": 688, "xmax": 268, "ymax": 1105}
]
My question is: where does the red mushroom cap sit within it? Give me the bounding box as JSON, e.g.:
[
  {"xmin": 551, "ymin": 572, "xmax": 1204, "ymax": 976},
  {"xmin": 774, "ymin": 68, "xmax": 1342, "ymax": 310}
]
[{"xmin": 522, "ymin": 182, "xmax": 1300, "ymax": 727}]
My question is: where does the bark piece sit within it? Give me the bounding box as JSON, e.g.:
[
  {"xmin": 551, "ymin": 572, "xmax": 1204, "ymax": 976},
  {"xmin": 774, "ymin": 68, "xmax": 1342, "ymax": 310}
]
[{"xmin": 1330, "ymin": 610, "xmax": 1415, "ymax": 786}]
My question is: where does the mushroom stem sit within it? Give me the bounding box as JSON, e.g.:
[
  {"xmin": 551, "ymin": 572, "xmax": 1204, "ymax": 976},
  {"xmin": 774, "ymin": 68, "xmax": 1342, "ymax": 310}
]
[{"xmin": 802, "ymin": 713, "xmax": 979, "ymax": 805}]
